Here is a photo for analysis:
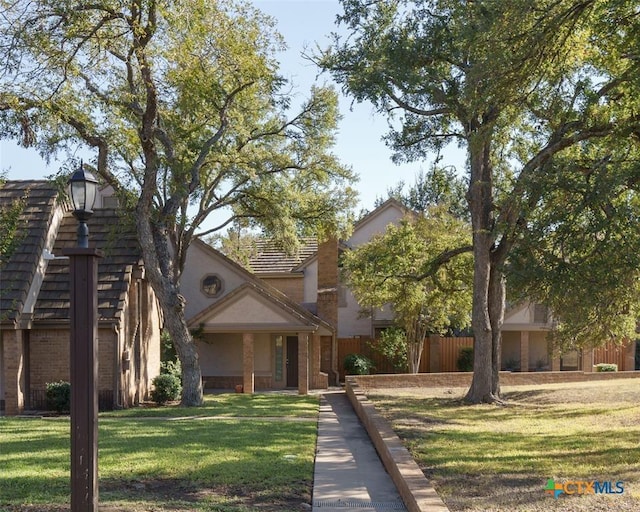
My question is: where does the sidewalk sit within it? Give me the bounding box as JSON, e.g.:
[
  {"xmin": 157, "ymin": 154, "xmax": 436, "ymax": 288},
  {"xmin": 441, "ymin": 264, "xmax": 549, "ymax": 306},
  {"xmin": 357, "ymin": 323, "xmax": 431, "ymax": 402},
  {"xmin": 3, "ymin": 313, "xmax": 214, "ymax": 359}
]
[{"xmin": 312, "ymin": 392, "xmax": 407, "ymax": 511}]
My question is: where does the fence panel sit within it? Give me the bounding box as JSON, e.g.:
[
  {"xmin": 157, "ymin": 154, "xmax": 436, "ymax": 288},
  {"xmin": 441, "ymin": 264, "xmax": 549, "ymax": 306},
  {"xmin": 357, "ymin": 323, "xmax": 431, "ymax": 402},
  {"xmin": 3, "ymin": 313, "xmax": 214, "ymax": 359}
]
[
  {"xmin": 439, "ymin": 337, "xmax": 474, "ymax": 372},
  {"xmin": 593, "ymin": 342, "xmax": 626, "ymax": 369},
  {"xmin": 339, "ymin": 335, "xmax": 461, "ymax": 376}
]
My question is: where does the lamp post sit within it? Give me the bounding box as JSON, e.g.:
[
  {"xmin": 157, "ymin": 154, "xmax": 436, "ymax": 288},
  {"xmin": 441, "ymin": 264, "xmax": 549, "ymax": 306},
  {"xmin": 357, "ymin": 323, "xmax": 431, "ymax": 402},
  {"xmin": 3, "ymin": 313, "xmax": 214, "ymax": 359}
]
[{"xmin": 63, "ymin": 165, "xmax": 102, "ymax": 512}]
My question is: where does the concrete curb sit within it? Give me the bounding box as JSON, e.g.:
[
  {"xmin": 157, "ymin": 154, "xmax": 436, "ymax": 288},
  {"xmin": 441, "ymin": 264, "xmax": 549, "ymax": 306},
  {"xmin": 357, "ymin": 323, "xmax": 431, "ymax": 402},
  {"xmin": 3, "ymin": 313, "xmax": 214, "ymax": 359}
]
[{"xmin": 344, "ymin": 377, "xmax": 449, "ymax": 512}]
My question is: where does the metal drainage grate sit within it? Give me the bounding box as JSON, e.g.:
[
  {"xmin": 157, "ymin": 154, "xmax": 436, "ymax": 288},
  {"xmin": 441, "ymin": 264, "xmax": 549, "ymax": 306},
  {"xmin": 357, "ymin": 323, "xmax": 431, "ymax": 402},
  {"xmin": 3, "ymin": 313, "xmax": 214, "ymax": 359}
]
[{"xmin": 313, "ymin": 500, "xmax": 406, "ymax": 510}]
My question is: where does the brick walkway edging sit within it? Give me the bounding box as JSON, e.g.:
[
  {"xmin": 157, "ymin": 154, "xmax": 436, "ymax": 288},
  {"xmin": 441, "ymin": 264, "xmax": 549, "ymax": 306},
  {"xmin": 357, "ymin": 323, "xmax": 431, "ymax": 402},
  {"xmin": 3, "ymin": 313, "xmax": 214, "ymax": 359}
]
[{"xmin": 344, "ymin": 377, "xmax": 450, "ymax": 512}]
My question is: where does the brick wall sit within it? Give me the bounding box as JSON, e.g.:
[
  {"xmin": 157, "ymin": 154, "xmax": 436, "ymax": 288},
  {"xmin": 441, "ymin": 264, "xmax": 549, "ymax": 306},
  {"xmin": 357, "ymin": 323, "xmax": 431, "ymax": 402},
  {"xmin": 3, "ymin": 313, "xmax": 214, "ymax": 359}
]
[
  {"xmin": 29, "ymin": 327, "xmax": 116, "ymax": 392},
  {"xmin": 260, "ymin": 276, "xmax": 305, "ymax": 303},
  {"xmin": 352, "ymin": 370, "xmax": 640, "ymax": 390},
  {"xmin": 316, "ymin": 237, "xmax": 338, "ymax": 328}
]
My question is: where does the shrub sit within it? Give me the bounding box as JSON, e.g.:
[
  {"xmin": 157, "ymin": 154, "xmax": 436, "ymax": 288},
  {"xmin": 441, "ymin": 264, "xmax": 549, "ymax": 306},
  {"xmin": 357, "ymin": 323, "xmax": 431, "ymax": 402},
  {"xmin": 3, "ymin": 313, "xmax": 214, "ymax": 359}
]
[
  {"xmin": 161, "ymin": 358, "xmax": 182, "ymax": 379},
  {"xmin": 371, "ymin": 327, "xmax": 408, "ymax": 372},
  {"xmin": 46, "ymin": 381, "xmax": 71, "ymax": 413},
  {"xmin": 456, "ymin": 346, "xmax": 474, "ymax": 372},
  {"xmin": 594, "ymin": 363, "xmax": 618, "ymax": 372},
  {"xmin": 344, "ymin": 353, "xmax": 374, "ymax": 375},
  {"xmin": 150, "ymin": 373, "xmax": 181, "ymax": 405}
]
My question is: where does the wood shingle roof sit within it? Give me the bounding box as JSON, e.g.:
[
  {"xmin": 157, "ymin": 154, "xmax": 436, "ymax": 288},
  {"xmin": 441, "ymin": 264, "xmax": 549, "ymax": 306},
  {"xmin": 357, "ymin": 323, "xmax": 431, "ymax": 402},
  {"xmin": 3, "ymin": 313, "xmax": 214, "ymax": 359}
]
[
  {"xmin": 248, "ymin": 237, "xmax": 318, "ymax": 274},
  {"xmin": 0, "ymin": 180, "xmax": 59, "ymax": 322},
  {"xmin": 34, "ymin": 209, "xmax": 141, "ymax": 322}
]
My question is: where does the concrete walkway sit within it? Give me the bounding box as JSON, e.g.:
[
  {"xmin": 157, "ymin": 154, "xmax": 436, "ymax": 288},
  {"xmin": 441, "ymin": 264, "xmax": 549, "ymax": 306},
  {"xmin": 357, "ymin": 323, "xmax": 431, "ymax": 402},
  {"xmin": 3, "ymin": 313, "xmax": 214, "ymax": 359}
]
[{"xmin": 312, "ymin": 392, "xmax": 407, "ymax": 512}]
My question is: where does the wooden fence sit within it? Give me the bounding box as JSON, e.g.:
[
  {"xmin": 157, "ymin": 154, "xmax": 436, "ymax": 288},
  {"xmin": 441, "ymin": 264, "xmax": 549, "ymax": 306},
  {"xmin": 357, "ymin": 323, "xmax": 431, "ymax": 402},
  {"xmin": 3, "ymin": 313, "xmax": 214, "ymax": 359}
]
[
  {"xmin": 338, "ymin": 336, "xmax": 475, "ymax": 377},
  {"xmin": 592, "ymin": 343, "xmax": 627, "ymax": 369},
  {"xmin": 438, "ymin": 336, "xmax": 474, "ymax": 372},
  {"xmin": 338, "ymin": 336, "xmax": 636, "ymax": 377}
]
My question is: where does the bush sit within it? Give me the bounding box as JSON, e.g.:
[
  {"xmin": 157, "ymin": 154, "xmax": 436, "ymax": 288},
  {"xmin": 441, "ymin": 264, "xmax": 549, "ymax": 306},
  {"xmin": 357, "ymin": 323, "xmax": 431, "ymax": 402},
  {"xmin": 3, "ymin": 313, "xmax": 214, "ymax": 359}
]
[
  {"xmin": 344, "ymin": 353, "xmax": 374, "ymax": 375},
  {"xmin": 594, "ymin": 363, "xmax": 618, "ymax": 372},
  {"xmin": 372, "ymin": 327, "xmax": 408, "ymax": 372},
  {"xmin": 161, "ymin": 358, "xmax": 181, "ymax": 379},
  {"xmin": 150, "ymin": 373, "xmax": 181, "ymax": 405},
  {"xmin": 46, "ymin": 381, "xmax": 71, "ymax": 413},
  {"xmin": 457, "ymin": 346, "xmax": 474, "ymax": 372}
]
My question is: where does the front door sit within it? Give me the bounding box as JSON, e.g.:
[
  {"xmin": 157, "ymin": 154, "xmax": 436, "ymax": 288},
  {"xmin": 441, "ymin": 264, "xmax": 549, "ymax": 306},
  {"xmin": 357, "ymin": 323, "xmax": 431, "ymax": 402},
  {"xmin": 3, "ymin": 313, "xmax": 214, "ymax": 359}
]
[{"xmin": 286, "ymin": 336, "xmax": 298, "ymax": 388}]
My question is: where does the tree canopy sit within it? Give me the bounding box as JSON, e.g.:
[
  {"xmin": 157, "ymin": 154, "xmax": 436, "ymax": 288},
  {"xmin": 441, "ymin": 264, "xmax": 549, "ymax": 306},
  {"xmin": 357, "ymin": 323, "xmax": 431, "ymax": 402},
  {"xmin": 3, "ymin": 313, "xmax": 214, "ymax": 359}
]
[
  {"xmin": 319, "ymin": 0, "xmax": 640, "ymax": 402},
  {"xmin": 0, "ymin": 0, "xmax": 357, "ymax": 405},
  {"xmin": 342, "ymin": 207, "xmax": 473, "ymax": 372}
]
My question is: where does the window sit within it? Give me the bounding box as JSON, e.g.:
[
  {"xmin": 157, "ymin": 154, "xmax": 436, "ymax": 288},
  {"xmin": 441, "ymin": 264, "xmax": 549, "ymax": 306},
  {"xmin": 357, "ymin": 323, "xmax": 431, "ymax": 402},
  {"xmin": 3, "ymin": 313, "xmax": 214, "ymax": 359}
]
[
  {"xmin": 201, "ymin": 274, "xmax": 224, "ymax": 297},
  {"xmin": 533, "ymin": 304, "xmax": 549, "ymax": 323}
]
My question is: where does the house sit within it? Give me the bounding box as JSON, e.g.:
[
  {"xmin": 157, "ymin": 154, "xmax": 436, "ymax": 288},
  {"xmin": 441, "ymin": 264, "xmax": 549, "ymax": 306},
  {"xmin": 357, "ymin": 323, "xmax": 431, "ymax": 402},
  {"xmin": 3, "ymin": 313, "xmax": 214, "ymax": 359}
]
[
  {"xmin": 502, "ymin": 303, "xmax": 638, "ymax": 372},
  {"xmin": 240, "ymin": 198, "xmax": 637, "ymax": 377},
  {"xmin": 180, "ymin": 240, "xmax": 334, "ymax": 393},
  {"xmin": 250, "ymin": 199, "xmax": 408, "ymax": 339},
  {"xmin": 0, "ymin": 181, "xmax": 162, "ymax": 415},
  {"xmin": 176, "ymin": 199, "xmax": 408, "ymax": 393}
]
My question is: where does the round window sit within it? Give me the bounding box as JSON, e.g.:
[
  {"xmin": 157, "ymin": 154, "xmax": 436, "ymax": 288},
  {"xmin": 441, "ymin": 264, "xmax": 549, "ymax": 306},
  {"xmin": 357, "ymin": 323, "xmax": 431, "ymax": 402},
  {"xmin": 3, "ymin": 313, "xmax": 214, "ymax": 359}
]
[{"xmin": 201, "ymin": 274, "xmax": 223, "ymax": 297}]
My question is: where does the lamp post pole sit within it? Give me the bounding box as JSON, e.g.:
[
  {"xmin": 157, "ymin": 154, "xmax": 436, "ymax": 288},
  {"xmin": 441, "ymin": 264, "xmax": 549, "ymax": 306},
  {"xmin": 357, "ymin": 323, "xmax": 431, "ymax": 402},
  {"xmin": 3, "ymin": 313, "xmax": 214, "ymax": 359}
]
[{"xmin": 64, "ymin": 166, "xmax": 101, "ymax": 512}]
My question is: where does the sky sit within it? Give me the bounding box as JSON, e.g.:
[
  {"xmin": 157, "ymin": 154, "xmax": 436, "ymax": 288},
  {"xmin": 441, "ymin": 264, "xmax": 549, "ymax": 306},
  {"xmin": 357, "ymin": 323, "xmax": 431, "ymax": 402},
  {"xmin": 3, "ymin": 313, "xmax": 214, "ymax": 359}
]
[{"xmin": 0, "ymin": 0, "xmax": 465, "ymax": 215}]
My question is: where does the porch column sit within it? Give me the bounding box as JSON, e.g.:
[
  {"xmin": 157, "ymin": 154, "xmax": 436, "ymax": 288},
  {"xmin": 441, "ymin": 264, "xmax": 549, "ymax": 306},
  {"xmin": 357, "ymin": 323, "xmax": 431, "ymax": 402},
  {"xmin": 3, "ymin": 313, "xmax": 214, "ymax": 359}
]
[
  {"xmin": 311, "ymin": 334, "xmax": 321, "ymax": 389},
  {"xmin": 242, "ymin": 333, "xmax": 255, "ymax": 394},
  {"xmin": 551, "ymin": 355, "xmax": 561, "ymax": 372},
  {"xmin": 582, "ymin": 348, "xmax": 594, "ymax": 372},
  {"xmin": 298, "ymin": 333, "xmax": 309, "ymax": 395},
  {"xmin": 3, "ymin": 330, "xmax": 25, "ymax": 415},
  {"xmin": 519, "ymin": 331, "xmax": 530, "ymax": 372}
]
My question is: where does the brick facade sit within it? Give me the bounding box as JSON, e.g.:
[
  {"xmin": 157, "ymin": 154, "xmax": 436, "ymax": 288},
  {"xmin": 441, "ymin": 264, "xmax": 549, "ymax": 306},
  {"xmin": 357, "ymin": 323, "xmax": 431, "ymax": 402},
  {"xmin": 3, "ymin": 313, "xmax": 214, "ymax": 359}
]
[
  {"xmin": 352, "ymin": 370, "xmax": 640, "ymax": 390},
  {"xmin": 260, "ymin": 276, "xmax": 305, "ymax": 303}
]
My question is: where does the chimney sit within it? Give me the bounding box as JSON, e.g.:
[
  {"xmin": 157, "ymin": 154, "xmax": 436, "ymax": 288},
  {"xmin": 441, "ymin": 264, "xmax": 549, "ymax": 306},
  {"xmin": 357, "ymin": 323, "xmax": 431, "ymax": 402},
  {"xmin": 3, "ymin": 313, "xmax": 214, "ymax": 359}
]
[{"xmin": 316, "ymin": 236, "xmax": 338, "ymax": 328}]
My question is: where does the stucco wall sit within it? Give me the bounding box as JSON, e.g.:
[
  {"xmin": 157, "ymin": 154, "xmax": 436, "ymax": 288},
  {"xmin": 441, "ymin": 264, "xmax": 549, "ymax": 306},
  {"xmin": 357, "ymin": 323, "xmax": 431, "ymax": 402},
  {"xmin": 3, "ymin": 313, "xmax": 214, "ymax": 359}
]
[
  {"xmin": 347, "ymin": 204, "xmax": 405, "ymax": 247},
  {"xmin": 181, "ymin": 243, "xmax": 251, "ymax": 320},
  {"xmin": 529, "ymin": 332, "xmax": 549, "ymax": 370},
  {"xmin": 502, "ymin": 332, "xmax": 521, "ymax": 368},
  {"xmin": 198, "ymin": 333, "xmax": 272, "ymax": 376},
  {"xmin": 303, "ymin": 260, "xmax": 318, "ymax": 304}
]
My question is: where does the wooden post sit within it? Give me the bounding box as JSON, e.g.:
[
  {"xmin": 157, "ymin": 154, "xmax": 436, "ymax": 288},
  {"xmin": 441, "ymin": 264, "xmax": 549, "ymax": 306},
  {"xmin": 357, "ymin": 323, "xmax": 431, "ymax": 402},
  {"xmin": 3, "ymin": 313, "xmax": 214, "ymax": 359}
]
[
  {"xmin": 242, "ymin": 333, "xmax": 255, "ymax": 394},
  {"xmin": 64, "ymin": 248, "xmax": 102, "ymax": 512}
]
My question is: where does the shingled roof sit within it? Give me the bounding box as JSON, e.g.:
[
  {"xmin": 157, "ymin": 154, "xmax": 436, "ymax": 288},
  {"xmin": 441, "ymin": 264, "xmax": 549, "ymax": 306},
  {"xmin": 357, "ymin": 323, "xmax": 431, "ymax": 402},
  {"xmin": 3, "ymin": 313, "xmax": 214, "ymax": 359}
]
[
  {"xmin": 0, "ymin": 180, "xmax": 60, "ymax": 323},
  {"xmin": 34, "ymin": 209, "xmax": 142, "ymax": 322},
  {"xmin": 248, "ymin": 237, "xmax": 318, "ymax": 274}
]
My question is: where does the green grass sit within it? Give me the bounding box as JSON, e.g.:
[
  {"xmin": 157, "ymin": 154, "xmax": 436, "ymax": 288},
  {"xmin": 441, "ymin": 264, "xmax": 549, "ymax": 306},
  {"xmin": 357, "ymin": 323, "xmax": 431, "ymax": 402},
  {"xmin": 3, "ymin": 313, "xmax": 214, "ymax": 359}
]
[
  {"xmin": 101, "ymin": 393, "xmax": 319, "ymax": 418},
  {"xmin": 368, "ymin": 379, "xmax": 640, "ymax": 511},
  {"xmin": 0, "ymin": 394, "xmax": 318, "ymax": 511}
]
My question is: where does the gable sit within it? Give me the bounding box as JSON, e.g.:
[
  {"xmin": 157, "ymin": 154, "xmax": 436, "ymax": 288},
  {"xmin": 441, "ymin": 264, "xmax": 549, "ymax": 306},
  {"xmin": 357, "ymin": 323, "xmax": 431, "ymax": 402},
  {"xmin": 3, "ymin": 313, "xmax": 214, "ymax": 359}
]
[
  {"xmin": 182, "ymin": 240, "xmax": 264, "ymax": 320},
  {"xmin": 188, "ymin": 282, "xmax": 332, "ymax": 334},
  {"xmin": 348, "ymin": 199, "xmax": 407, "ymax": 247}
]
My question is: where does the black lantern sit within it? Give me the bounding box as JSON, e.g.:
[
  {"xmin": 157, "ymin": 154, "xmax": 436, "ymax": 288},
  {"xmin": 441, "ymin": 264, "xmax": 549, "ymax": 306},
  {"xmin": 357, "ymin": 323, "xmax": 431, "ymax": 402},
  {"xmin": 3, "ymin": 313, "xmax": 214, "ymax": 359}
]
[{"xmin": 68, "ymin": 166, "xmax": 99, "ymax": 248}]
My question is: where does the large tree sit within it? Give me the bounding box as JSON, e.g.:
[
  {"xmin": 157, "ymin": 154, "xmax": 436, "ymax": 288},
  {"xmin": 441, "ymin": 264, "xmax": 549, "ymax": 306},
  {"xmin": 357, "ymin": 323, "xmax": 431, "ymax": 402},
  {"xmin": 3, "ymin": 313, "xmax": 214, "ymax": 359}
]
[
  {"xmin": 342, "ymin": 208, "xmax": 473, "ymax": 373},
  {"xmin": 319, "ymin": 0, "xmax": 640, "ymax": 402},
  {"xmin": 0, "ymin": 0, "xmax": 356, "ymax": 405}
]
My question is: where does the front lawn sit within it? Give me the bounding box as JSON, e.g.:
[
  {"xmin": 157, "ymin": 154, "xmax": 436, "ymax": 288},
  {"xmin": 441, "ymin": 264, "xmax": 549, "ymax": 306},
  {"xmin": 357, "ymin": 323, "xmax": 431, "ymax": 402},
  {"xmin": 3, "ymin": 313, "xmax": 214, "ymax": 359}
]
[
  {"xmin": 368, "ymin": 378, "xmax": 640, "ymax": 511},
  {"xmin": 0, "ymin": 394, "xmax": 318, "ymax": 511}
]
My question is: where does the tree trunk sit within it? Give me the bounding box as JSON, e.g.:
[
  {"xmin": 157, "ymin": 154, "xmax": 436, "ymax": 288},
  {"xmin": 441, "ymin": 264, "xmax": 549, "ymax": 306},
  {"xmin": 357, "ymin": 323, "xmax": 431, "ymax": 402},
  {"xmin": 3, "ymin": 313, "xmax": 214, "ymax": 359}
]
[
  {"xmin": 135, "ymin": 205, "xmax": 203, "ymax": 406},
  {"xmin": 163, "ymin": 303, "xmax": 203, "ymax": 406},
  {"xmin": 489, "ymin": 266, "xmax": 506, "ymax": 398},
  {"xmin": 465, "ymin": 234, "xmax": 495, "ymax": 403},
  {"xmin": 408, "ymin": 340, "xmax": 423, "ymax": 374},
  {"xmin": 465, "ymin": 127, "xmax": 502, "ymax": 404}
]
